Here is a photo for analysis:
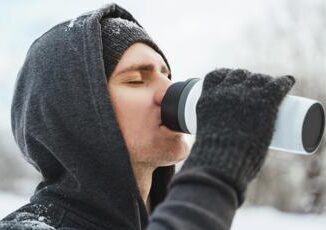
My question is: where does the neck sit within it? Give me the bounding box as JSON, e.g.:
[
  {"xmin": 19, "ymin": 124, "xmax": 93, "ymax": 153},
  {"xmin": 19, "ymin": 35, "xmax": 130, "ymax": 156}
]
[{"xmin": 131, "ymin": 162, "xmax": 155, "ymax": 214}]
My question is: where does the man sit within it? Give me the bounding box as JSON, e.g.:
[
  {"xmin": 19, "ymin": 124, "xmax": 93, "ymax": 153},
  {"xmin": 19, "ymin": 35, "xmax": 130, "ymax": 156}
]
[
  {"xmin": 107, "ymin": 41, "xmax": 190, "ymax": 214},
  {"xmin": 0, "ymin": 3, "xmax": 295, "ymax": 230}
]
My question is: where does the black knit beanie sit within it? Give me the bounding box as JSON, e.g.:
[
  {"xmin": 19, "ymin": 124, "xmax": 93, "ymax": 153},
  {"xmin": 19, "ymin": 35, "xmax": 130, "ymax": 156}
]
[{"xmin": 100, "ymin": 16, "xmax": 171, "ymax": 79}]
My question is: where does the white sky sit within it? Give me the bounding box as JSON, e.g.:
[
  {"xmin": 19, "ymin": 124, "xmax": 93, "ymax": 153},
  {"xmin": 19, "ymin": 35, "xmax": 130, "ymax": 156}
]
[
  {"xmin": 0, "ymin": 0, "xmax": 266, "ymax": 129},
  {"xmin": 0, "ymin": 0, "xmax": 324, "ymax": 143}
]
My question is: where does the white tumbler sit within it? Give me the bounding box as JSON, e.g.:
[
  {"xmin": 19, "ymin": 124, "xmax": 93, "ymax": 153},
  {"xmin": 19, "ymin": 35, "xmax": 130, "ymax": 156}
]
[{"xmin": 161, "ymin": 78, "xmax": 325, "ymax": 155}]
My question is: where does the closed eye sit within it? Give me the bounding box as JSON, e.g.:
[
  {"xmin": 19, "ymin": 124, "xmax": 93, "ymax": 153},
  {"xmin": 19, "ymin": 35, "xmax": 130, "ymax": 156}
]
[{"xmin": 128, "ymin": 81, "xmax": 144, "ymax": 84}]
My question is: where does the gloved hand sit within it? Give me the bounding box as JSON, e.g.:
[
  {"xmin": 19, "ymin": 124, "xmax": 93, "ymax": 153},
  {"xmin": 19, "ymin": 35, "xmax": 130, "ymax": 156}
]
[{"xmin": 181, "ymin": 68, "xmax": 295, "ymax": 203}]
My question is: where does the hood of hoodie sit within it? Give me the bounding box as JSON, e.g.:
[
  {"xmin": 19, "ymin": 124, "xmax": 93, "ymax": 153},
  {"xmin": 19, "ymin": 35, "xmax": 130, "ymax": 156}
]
[{"xmin": 11, "ymin": 3, "xmax": 175, "ymax": 229}]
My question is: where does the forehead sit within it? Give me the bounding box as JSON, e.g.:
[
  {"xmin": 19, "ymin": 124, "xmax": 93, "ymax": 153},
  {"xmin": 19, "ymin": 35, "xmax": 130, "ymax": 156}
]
[{"xmin": 114, "ymin": 43, "xmax": 167, "ymax": 72}]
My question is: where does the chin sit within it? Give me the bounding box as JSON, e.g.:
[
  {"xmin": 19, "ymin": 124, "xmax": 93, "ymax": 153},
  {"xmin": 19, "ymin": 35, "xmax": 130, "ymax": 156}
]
[{"xmin": 157, "ymin": 142, "xmax": 190, "ymax": 167}]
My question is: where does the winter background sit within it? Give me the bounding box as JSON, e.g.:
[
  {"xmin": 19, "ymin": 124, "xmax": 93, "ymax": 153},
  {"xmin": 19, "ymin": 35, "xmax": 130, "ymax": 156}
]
[{"xmin": 1, "ymin": 0, "xmax": 326, "ymax": 229}]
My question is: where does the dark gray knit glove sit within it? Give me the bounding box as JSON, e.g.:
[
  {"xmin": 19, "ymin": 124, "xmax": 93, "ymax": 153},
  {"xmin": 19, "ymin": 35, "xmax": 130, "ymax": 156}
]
[{"xmin": 182, "ymin": 68, "xmax": 295, "ymax": 200}]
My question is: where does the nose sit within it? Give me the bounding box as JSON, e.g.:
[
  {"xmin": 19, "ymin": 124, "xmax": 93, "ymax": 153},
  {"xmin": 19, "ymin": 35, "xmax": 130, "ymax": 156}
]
[{"xmin": 154, "ymin": 75, "xmax": 173, "ymax": 106}]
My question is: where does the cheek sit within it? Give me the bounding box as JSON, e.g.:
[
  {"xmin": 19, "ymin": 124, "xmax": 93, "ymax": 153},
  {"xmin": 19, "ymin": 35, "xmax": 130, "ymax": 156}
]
[{"xmin": 110, "ymin": 89, "xmax": 153, "ymax": 138}]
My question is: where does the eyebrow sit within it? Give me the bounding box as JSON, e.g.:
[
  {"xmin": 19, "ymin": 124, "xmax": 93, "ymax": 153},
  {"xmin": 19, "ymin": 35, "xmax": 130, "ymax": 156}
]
[{"xmin": 115, "ymin": 63, "xmax": 171, "ymax": 77}]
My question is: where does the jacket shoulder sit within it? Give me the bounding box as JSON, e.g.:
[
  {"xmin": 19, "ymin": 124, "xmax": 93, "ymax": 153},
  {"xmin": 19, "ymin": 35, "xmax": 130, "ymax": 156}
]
[{"xmin": 0, "ymin": 202, "xmax": 63, "ymax": 230}]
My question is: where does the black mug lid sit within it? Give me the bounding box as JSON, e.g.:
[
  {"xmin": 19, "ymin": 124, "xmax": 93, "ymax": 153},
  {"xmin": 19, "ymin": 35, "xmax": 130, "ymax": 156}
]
[{"xmin": 302, "ymin": 103, "xmax": 325, "ymax": 153}]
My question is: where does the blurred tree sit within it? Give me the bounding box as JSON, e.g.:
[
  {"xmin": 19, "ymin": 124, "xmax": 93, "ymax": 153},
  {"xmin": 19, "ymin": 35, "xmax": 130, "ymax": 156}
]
[
  {"xmin": 244, "ymin": 0, "xmax": 326, "ymax": 214},
  {"xmin": 0, "ymin": 132, "xmax": 40, "ymax": 196}
]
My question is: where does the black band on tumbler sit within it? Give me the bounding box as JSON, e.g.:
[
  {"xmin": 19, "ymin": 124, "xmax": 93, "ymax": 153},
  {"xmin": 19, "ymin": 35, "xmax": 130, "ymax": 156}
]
[
  {"xmin": 178, "ymin": 78, "xmax": 201, "ymax": 133},
  {"xmin": 161, "ymin": 82, "xmax": 185, "ymax": 132}
]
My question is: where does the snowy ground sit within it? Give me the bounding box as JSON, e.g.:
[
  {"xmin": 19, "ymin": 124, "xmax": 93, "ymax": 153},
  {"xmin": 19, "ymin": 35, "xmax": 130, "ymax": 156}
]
[
  {"xmin": 231, "ymin": 206, "xmax": 326, "ymax": 230},
  {"xmin": 1, "ymin": 191, "xmax": 326, "ymax": 229}
]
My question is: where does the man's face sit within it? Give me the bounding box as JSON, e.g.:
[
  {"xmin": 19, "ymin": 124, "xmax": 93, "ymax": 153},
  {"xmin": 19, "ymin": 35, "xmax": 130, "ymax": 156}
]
[{"xmin": 108, "ymin": 43, "xmax": 190, "ymax": 168}]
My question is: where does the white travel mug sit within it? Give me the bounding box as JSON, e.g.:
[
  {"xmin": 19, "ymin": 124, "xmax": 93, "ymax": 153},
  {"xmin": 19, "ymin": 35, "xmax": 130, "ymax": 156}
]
[{"xmin": 161, "ymin": 78, "xmax": 325, "ymax": 155}]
